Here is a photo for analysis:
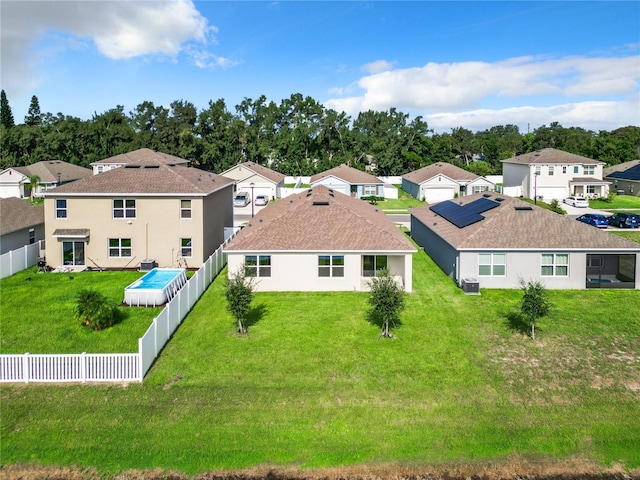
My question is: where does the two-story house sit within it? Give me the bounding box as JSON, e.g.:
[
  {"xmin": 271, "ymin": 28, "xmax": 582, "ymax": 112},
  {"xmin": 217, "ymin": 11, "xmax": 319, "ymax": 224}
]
[
  {"xmin": 501, "ymin": 148, "xmax": 609, "ymax": 201},
  {"xmin": 43, "ymin": 151, "xmax": 234, "ymax": 270}
]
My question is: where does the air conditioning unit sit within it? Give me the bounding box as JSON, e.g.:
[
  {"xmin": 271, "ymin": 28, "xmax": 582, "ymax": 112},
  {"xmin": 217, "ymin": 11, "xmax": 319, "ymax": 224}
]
[
  {"xmin": 140, "ymin": 259, "xmax": 157, "ymax": 271},
  {"xmin": 461, "ymin": 277, "xmax": 480, "ymax": 294}
]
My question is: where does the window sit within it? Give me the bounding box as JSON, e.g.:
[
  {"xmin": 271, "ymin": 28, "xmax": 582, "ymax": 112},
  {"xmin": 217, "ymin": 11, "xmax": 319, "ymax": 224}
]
[
  {"xmin": 478, "ymin": 253, "xmax": 506, "ymax": 276},
  {"xmin": 535, "ymin": 166, "xmax": 541, "ymax": 176},
  {"xmin": 29, "ymin": 228, "xmax": 35, "ymax": 244},
  {"xmin": 55, "ymin": 199, "xmax": 67, "ymax": 219},
  {"xmin": 574, "ymin": 165, "xmax": 579, "ymax": 174},
  {"xmin": 113, "ymin": 199, "xmax": 136, "ymax": 218},
  {"xmin": 583, "ymin": 165, "xmax": 595, "ymax": 175},
  {"xmin": 245, "ymin": 255, "xmax": 271, "ymax": 277},
  {"xmin": 364, "ymin": 185, "xmax": 377, "ymax": 196},
  {"xmin": 363, "ymin": 255, "xmax": 387, "ymax": 277},
  {"xmin": 587, "ymin": 185, "xmax": 596, "ymax": 194},
  {"xmin": 541, "ymin": 253, "xmax": 569, "ymax": 276},
  {"xmin": 180, "ymin": 199, "xmax": 192, "ymax": 219},
  {"xmin": 318, "ymin": 255, "xmax": 344, "ymax": 277},
  {"xmin": 62, "ymin": 241, "xmax": 84, "ymax": 265},
  {"xmin": 97, "ymin": 165, "xmax": 104, "ymax": 173},
  {"xmin": 562, "ymin": 166, "xmax": 567, "ymax": 174},
  {"xmin": 472, "ymin": 185, "xmax": 489, "ymax": 194},
  {"xmin": 181, "ymin": 238, "xmax": 192, "ymax": 257},
  {"xmin": 548, "ymin": 166, "xmax": 554, "ymax": 176},
  {"xmin": 108, "ymin": 238, "xmax": 132, "ymax": 257}
]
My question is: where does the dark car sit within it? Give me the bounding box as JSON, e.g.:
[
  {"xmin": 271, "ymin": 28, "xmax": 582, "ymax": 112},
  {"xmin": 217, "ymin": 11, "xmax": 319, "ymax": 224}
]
[
  {"xmin": 607, "ymin": 212, "xmax": 639, "ymax": 228},
  {"xmin": 576, "ymin": 213, "xmax": 609, "ymax": 228}
]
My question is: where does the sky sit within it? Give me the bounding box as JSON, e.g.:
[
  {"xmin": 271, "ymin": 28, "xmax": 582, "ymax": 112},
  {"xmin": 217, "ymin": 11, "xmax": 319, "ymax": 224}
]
[{"xmin": 1, "ymin": 0, "xmax": 639, "ymax": 134}]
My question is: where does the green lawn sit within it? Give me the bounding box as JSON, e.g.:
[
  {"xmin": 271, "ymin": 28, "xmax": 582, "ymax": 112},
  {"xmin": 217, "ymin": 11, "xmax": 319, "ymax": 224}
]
[
  {"xmin": 590, "ymin": 195, "xmax": 640, "ymax": 211},
  {"xmin": 611, "ymin": 230, "xmax": 640, "ymax": 244},
  {"xmin": 1, "ymin": 251, "xmax": 639, "ymax": 475},
  {"xmin": 378, "ymin": 186, "xmax": 425, "ymax": 211},
  {"xmin": 0, "ymin": 269, "xmax": 160, "ymax": 353}
]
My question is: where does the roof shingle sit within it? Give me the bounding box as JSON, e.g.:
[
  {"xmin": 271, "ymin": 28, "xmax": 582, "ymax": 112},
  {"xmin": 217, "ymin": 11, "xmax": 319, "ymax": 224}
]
[
  {"xmin": 310, "ymin": 164, "xmax": 383, "ymax": 185},
  {"xmin": 402, "ymin": 162, "xmax": 480, "ymax": 184},
  {"xmin": 501, "ymin": 148, "xmax": 603, "ymax": 166},
  {"xmin": 0, "ymin": 197, "xmax": 44, "ymax": 235}
]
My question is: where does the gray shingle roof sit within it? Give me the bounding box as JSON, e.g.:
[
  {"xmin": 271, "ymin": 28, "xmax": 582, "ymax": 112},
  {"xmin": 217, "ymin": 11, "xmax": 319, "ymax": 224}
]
[
  {"xmin": 606, "ymin": 164, "xmax": 640, "ymax": 182},
  {"xmin": 226, "ymin": 185, "xmax": 415, "ymax": 252},
  {"xmin": 501, "ymin": 148, "xmax": 603, "ymax": 166},
  {"xmin": 604, "ymin": 160, "xmax": 640, "ymax": 177},
  {"xmin": 44, "ymin": 160, "xmax": 233, "ymax": 196},
  {"xmin": 410, "ymin": 193, "xmax": 639, "ymax": 250},
  {"xmin": 14, "ymin": 161, "xmax": 92, "ymax": 183},
  {"xmin": 90, "ymin": 148, "xmax": 190, "ymax": 166},
  {"xmin": 402, "ymin": 162, "xmax": 480, "ymax": 184},
  {"xmin": 221, "ymin": 161, "xmax": 285, "ymax": 184},
  {"xmin": 310, "ymin": 164, "xmax": 383, "ymax": 185},
  {"xmin": 0, "ymin": 197, "xmax": 44, "ymax": 235}
]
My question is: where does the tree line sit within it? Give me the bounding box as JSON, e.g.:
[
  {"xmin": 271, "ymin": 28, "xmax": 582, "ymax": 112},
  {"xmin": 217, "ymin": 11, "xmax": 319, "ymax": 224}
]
[{"xmin": 2, "ymin": 90, "xmax": 639, "ymax": 176}]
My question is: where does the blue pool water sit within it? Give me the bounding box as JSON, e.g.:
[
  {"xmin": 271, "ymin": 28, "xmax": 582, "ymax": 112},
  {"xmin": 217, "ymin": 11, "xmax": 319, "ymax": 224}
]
[
  {"xmin": 128, "ymin": 268, "xmax": 185, "ymax": 290},
  {"xmin": 124, "ymin": 268, "xmax": 187, "ymax": 306}
]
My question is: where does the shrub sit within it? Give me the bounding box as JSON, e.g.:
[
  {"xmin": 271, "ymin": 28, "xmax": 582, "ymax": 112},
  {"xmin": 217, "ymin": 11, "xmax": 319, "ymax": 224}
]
[
  {"xmin": 76, "ymin": 289, "xmax": 119, "ymax": 331},
  {"xmin": 548, "ymin": 199, "xmax": 567, "ymax": 214}
]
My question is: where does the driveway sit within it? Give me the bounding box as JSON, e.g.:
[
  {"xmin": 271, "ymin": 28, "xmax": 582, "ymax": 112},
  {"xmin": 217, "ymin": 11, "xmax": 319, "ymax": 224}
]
[{"xmin": 233, "ymin": 203, "xmax": 268, "ymax": 227}]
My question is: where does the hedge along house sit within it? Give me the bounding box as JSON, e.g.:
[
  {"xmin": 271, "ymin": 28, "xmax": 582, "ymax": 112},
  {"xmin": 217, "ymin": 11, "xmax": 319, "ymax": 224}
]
[
  {"xmin": 401, "ymin": 163, "xmax": 495, "ymax": 203},
  {"xmin": 225, "ymin": 185, "xmax": 416, "ymax": 292},
  {"xmin": 310, "ymin": 164, "xmax": 385, "ymax": 199},
  {"xmin": 410, "ymin": 192, "xmax": 640, "ymax": 290},
  {"xmin": 219, "ymin": 161, "xmax": 286, "ymax": 200},
  {"xmin": 43, "ymin": 151, "xmax": 234, "ymax": 270}
]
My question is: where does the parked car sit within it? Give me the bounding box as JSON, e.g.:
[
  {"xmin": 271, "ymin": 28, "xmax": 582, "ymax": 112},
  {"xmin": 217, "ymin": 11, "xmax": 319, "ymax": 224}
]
[
  {"xmin": 233, "ymin": 192, "xmax": 250, "ymax": 207},
  {"xmin": 564, "ymin": 196, "xmax": 589, "ymax": 207},
  {"xmin": 254, "ymin": 195, "xmax": 268, "ymax": 206},
  {"xmin": 576, "ymin": 213, "xmax": 609, "ymax": 228},
  {"xmin": 607, "ymin": 212, "xmax": 639, "ymax": 228}
]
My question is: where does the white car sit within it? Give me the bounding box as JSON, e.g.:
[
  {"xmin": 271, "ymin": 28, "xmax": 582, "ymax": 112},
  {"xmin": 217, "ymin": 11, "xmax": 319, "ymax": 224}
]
[
  {"xmin": 233, "ymin": 192, "xmax": 250, "ymax": 207},
  {"xmin": 564, "ymin": 196, "xmax": 588, "ymax": 208}
]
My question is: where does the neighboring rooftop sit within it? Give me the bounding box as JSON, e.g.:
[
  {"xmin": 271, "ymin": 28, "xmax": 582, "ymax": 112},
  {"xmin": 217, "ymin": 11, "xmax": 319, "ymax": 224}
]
[
  {"xmin": 226, "ymin": 185, "xmax": 415, "ymax": 252},
  {"xmin": 501, "ymin": 148, "xmax": 604, "ymax": 166},
  {"xmin": 13, "ymin": 160, "xmax": 92, "ymax": 183},
  {"xmin": 402, "ymin": 162, "xmax": 480, "ymax": 184},
  {"xmin": 0, "ymin": 197, "xmax": 44, "ymax": 235},
  {"xmin": 310, "ymin": 164, "xmax": 383, "ymax": 185},
  {"xmin": 606, "ymin": 163, "xmax": 640, "ymax": 182},
  {"xmin": 221, "ymin": 161, "xmax": 285, "ymax": 184},
  {"xmin": 604, "ymin": 160, "xmax": 640, "ymax": 177},
  {"xmin": 90, "ymin": 148, "xmax": 190, "ymax": 166},
  {"xmin": 410, "ymin": 192, "xmax": 639, "ymax": 250}
]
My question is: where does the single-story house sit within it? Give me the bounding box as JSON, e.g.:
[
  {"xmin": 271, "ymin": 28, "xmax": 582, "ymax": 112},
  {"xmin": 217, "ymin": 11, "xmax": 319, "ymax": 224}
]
[
  {"xmin": 90, "ymin": 148, "xmax": 190, "ymax": 174},
  {"xmin": 0, "ymin": 197, "xmax": 45, "ymax": 254},
  {"xmin": 501, "ymin": 148, "xmax": 609, "ymax": 201},
  {"xmin": 402, "ymin": 163, "xmax": 495, "ymax": 203},
  {"xmin": 604, "ymin": 161, "xmax": 640, "ymax": 197},
  {"xmin": 310, "ymin": 164, "xmax": 385, "ymax": 199},
  {"xmin": 0, "ymin": 161, "xmax": 92, "ymax": 199},
  {"xmin": 225, "ymin": 185, "xmax": 416, "ymax": 292},
  {"xmin": 219, "ymin": 161, "xmax": 285, "ymax": 201},
  {"xmin": 43, "ymin": 150, "xmax": 234, "ymax": 270},
  {"xmin": 410, "ymin": 192, "xmax": 639, "ymax": 290}
]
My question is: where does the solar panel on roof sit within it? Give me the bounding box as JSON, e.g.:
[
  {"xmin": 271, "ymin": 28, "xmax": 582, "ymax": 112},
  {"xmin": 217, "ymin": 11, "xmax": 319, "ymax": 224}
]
[
  {"xmin": 464, "ymin": 197, "xmax": 500, "ymax": 214},
  {"xmin": 430, "ymin": 201, "xmax": 484, "ymax": 228}
]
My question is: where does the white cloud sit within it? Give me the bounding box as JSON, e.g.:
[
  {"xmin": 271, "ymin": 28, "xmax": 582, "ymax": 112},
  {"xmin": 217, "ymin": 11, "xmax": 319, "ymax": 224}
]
[
  {"xmin": 325, "ymin": 54, "xmax": 640, "ymax": 131},
  {"xmin": 0, "ymin": 0, "xmax": 220, "ymax": 96},
  {"xmin": 361, "ymin": 60, "xmax": 396, "ymax": 74}
]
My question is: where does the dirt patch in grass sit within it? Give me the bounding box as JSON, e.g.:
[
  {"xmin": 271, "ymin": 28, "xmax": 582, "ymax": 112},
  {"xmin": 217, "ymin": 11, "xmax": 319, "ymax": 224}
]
[{"xmin": 2, "ymin": 458, "xmax": 639, "ymax": 480}]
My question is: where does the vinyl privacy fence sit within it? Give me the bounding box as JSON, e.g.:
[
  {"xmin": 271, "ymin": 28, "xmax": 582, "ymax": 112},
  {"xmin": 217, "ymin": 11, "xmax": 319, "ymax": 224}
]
[
  {"xmin": 0, "ymin": 241, "xmax": 45, "ymax": 280},
  {"xmin": 0, "ymin": 236, "xmax": 233, "ymax": 383}
]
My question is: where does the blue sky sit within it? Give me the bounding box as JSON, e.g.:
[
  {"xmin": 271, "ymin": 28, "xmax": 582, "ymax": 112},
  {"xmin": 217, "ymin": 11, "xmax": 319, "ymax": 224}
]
[{"xmin": 1, "ymin": 1, "xmax": 639, "ymax": 133}]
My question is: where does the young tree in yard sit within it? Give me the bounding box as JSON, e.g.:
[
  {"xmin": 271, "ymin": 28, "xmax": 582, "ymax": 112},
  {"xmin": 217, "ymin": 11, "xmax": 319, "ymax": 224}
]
[
  {"xmin": 225, "ymin": 266, "xmax": 255, "ymax": 334},
  {"xmin": 368, "ymin": 268, "xmax": 405, "ymax": 338},
  {"xmin": 76, "ymin": 289, "xmax": 119, "ymax": 331},
  {"xmin": 520, "ymin": 279, "xmax": 552, "ymax": 340}
]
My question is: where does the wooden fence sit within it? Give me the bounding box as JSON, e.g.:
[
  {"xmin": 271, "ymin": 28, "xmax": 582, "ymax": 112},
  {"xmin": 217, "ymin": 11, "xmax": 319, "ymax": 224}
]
[{"xmin": 0, "ymin": 234, "xmax": 234, "ymax": 383}]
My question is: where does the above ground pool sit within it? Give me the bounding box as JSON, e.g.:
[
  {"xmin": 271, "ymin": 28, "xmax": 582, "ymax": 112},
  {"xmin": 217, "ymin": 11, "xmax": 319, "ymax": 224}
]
[{"xmin": 124, "ymin": 268, "xmax": 187, "ymax": 307}]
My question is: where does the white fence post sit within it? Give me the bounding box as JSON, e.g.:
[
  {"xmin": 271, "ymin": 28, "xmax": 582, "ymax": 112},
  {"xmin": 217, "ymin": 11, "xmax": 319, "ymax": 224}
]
[
  {"xmin": 81, "ymin": 352, "xmax": 87, "ymax": 383},
  {"xmin": 23, "ymin": 353, "xmax": 29, "ymax": 383}
]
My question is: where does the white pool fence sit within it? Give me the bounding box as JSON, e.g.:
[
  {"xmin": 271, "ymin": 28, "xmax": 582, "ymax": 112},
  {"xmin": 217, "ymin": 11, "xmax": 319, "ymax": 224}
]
[{"xmin": 0, "ymin": 234, "xmax": 234, "ymax": 384}]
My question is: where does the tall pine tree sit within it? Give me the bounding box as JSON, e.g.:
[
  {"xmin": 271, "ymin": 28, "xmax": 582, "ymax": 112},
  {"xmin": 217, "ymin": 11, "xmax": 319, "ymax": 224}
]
[
  {"xmin": 0, "ymin": 90, "xmax": 15, "ymax": 128},
  {"xmin": 25, "ymin": 95, "xmax": 42, "ymax": 126}
]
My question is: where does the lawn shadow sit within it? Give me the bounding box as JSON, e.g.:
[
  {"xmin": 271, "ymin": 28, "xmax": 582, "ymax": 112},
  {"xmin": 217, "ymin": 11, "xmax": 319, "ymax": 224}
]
[
  {"xmin": 366, "ymin": 308, "xmax": 403, "ymax": 338},
  {"xmin": 504, "ymin": 310, "xmax": 541, "ymax": 338},
  {"xmin": 244, "ymin": 303, "xmax": 267, "ymax": 329}
]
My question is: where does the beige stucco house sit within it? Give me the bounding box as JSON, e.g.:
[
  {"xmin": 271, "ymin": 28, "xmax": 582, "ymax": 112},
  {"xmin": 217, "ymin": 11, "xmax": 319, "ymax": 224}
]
[
  {"xmin": 219, "ymin": 161, "xmax": 285, "ymax": 201},
  {"xmin": 310, "ymin": 164, "xmax": 386, "ymax": 199},
  {"xmin": 0, "ymin": 161, "xmax": 92, "ymax": 199},
  {"xmin": 90, "ymin": 148, "xmax": 190, "ymax": 175},
  {"xmin": 411, "ymin": 192, "xmax": 639, "ymax": 290},
  {"xmin": 501, "ymin": 148, "xmax": 609, "ymax": 201},
  {"xmin": 225, "ymin": 185, "xmax": 416, "ymax": 292},
  {"xmin": 43, "ymin": 151, "xmax": 234, "ymax": 270},
  {"xmin": 402, "ymin": 163, "xmax": 495, "ymax": 203}
]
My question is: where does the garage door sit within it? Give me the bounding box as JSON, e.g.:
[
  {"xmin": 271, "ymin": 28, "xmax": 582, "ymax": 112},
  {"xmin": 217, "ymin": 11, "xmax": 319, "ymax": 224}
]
[
  {"xmin": 536, "ymin": 187, "xmax": 567, "ymax": 202},
  {"xmin": 423, "ymin": 187, "xmax": 455, "ymax": 203}
]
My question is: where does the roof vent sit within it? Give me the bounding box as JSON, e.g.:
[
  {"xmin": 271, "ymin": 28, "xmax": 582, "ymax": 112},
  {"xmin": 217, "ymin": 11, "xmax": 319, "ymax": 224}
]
[
  {"xmin": 483, "ymin": 193, "xmax": 492, "ymax": 198},
  {"xmin": 312, "ymin": 201, "xmax": 330, "ymax": 206},
  {"xmin": 125, "ymin": 165, "xmax": 141, "ymax": 169},
  {"xmin": 496, "ymin": 197, "xmax": 505, "ymax": 202},
  {"xmin": 515, "ymin": 206, "xmax": 533, "ymax": 211},
  {"xmin": 143, "ymin": 165, "xmax": 160, "ymax": 169}
]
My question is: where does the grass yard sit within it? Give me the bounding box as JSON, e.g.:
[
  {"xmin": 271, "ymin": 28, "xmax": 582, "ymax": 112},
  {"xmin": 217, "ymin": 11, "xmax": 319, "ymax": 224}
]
[
  {"xmin": 590, "ymin": 195, "xmax": 640, "ymax": 211},
  {"xmin": 1, "ymin": 250, "xmax": 640, "ymax": 476},
  {"xmin": 378, "ymin": 186, "xmax": 425, "ymax": 211},
  {"xmin": 0, "ymin": 269, "xmax": 161, "ymax": 353},
  {"xmin": 611, "ymin": 231, "xmax": 640, "ymax": 244}
]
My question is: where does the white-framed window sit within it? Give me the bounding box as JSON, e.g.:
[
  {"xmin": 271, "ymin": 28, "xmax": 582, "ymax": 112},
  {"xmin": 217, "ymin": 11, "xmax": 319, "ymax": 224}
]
[
  {"xmin": 363, "ymin": 255, "xmax": 387, "ymax": 277},
  {"xmin": 541, "ymin": 253, "xmax": 569, "ymax": 276},
  {"xmin": 364, "ymin": 185, "xmax": 377, "ymax": 196},
  {"xmin": 472, "ymin": 185, "xmax": 489, "ymax": 194},
  {"xmin": 562, "ymin": 166, "xmax": 567, "ymax": 174},
  {"xmin": 180, "ymin": 199, "xmax": 192, "ymax": 219},
  {"xmin": 548, "ymin": 166, "xmax": 554, "ymax": 176},
  {"xmin": 55, "ymin": 199, "xmax": 67, "ymax": 219},
  {"xmin": 113, "ymin": 199, "xmax": 136, "ymax": 218},
  {"xmin": 318, "ymin": 255, "xmax": 344, "ymax": 277},
  {"xmin": 478, "ymin": 253, "xmax": 506, "ymax": 276},
  {"xmin": 574, "ymin": 165, "xmax": 579, "ymax": 174},
  {"xmin": 181, "ymin": 238, "xmax": 192, "ymax": 257},
  {"xmin": 29, "ymin": 228, "xmax": 35, "ymax": 244},
  {"xmin": 535, "ymin": 166, "xmax": 541, "ymax": 176},
  {"xmin": 583, "ymin": 165, "xmax": 595, "ymax": 175},
  {"xmin": 97, "ymin": 165, "xmax": 104, "ymax": 173},
  {"xmin": 108, "ymin": 238, "xmax": 132, "ymax": 257},
  {"xmin": 245, "ymin": 255, "xmax": 271, "ymax": 277},
  {"xmin": 587, "ymin": 185, "xmax": 596, "ymax": 194}
]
